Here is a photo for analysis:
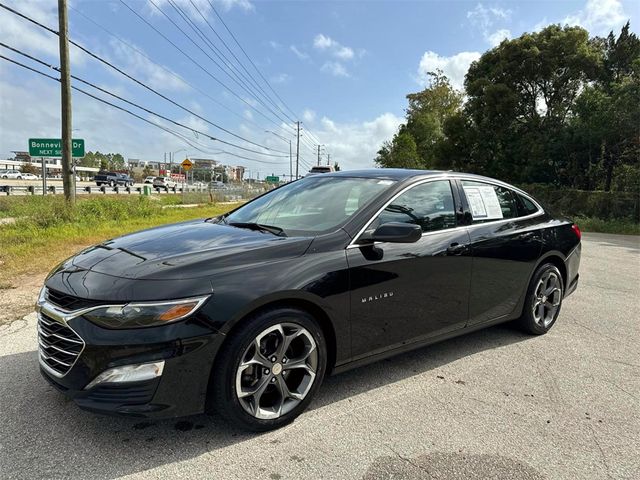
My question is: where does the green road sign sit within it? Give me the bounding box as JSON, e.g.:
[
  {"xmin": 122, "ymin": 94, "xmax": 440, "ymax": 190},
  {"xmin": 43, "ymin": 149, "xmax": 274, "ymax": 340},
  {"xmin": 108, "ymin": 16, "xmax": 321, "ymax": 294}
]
[
  {"xmin": 28, "ymin": 138, "xmax": 85, "ymax": 158},
  {"xmin": 265, "ymin": 175, "xmax": 279, "ymax": 183}
]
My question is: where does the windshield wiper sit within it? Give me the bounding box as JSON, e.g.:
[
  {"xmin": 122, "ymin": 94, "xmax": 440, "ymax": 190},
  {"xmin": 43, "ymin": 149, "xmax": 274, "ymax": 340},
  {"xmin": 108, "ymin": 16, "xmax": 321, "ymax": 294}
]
[{"xmin": 228, "ymin": 222, "xmax": 287, "ymax": 237}]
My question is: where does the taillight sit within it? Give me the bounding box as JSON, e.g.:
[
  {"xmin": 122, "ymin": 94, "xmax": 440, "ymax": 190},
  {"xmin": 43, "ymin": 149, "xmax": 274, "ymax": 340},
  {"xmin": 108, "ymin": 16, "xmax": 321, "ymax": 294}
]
[{"xmin": 571, "ymin": 224, "xmax": 581, "ymax": 240}]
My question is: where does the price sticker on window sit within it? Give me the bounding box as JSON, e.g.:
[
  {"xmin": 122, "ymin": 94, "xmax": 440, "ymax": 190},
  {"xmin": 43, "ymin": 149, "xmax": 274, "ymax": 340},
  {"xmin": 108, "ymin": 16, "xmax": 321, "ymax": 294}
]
[{"xmin": 463, "ymin": 186, "xmax": 504, "ymax": 220}]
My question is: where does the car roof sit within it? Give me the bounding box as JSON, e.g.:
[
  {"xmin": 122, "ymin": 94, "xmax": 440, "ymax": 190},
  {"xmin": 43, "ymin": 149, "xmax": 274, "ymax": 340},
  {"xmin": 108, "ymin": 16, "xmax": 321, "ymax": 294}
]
[
  {"xmin": 316, "ymin": 168, "xmax": 515, "ymax": 186},
  {"xmin": 321, "ymin": 168, "xmax": 441, "ymax": 180}
]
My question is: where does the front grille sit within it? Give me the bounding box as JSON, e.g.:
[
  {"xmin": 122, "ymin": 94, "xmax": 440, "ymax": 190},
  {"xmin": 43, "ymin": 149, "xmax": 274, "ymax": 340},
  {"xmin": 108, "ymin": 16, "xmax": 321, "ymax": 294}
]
[
  {"xmin": 38, "ymin": 313, "xmax": 84, "ymax": 376},
  {"xmin": 46, "ymin": 288, "xmax": 99, "ymax": 311}
]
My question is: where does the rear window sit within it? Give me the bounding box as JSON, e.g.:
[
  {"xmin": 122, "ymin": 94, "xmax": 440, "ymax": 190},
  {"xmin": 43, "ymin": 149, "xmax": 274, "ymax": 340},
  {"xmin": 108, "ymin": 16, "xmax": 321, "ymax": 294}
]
[
  {"xmin": 461, "ymin": 180, "xmax": 518, "ymax": 223},
  {"xmin": 516, "ymin": 194, "xmax": 540, "ymax": 216}
]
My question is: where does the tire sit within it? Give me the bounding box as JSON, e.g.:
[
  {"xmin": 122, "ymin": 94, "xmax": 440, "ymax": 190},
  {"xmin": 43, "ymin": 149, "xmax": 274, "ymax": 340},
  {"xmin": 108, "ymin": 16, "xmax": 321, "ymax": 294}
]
[
  {"xmin": 518, "ymin": 263, "xmax": 564, "ymax": 335},
  {"xmin": 209, "ymin": 307, "xmax": 327, "ymax": 432}
]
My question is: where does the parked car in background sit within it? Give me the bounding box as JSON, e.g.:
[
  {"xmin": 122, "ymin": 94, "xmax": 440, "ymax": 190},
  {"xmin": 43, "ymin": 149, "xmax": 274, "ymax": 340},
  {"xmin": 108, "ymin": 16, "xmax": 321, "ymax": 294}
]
[
  {"xmin": 20, "ymin": 173, "xmax": 39, "ymax": 180},
  {"xmin": 94, "ymin": 171, "xmax": 134, "ymax": 187},
  {"xmin": 209, "ymin": 181, "xmax": 227, "ymax": 189},
  {"xmin": 36, "ymin": 169, "xmax": 580, "ymax": 431},
  {"xmin": 153, "ymin": 176, "xmax": 177, "ymax": 190},
  {"xmin": 1, "ymin": 170, "xmax": 27, "ymax": 179},
  {"xmin": 144, "ymin": 176, "xmax": 156, "ymax": 184}
]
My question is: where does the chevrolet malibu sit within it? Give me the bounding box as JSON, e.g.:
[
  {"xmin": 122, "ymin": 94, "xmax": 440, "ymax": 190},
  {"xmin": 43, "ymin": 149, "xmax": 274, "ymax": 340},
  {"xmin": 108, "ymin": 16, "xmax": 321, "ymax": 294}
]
[{"xmin": 37, "ymin": 169, "xmax": 581, "ymax": 431}]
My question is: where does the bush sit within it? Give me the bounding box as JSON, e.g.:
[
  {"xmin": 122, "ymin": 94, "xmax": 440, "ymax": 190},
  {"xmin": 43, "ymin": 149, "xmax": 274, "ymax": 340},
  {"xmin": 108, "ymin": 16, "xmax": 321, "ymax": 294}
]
[{"xmin": 521, "ymin": 184, "xmax": 640, "ymax": 222}]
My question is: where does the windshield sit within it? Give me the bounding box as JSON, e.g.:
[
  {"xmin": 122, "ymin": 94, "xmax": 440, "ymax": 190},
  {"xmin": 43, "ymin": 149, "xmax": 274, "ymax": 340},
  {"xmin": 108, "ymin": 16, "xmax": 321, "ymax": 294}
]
[{"xmin": 224, "ymin": 176, "xmax": 394, "ymax": 236}]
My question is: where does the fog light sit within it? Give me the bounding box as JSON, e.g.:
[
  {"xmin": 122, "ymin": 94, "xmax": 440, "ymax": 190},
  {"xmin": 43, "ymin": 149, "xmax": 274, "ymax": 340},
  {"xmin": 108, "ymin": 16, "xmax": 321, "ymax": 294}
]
[{"xmin": 84, "ymin": 361, "xmax": 165, "ymax": 390}]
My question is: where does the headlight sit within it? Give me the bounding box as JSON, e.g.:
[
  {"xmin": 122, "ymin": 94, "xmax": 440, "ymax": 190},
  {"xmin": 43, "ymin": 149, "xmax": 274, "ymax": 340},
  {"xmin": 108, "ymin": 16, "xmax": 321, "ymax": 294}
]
[{"xmin": 83, "ymin": 296, "xmax": 209, "ymax": 329}]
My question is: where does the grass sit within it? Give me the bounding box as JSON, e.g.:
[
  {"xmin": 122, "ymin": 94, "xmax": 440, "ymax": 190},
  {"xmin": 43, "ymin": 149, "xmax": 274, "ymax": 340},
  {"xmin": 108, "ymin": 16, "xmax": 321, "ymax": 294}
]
[
  {"xmin": 0, "ymin": 195, "xmax": 242, "ymax": 286},
  {"xmin": 576, "ymin": 216, "xmax": 640, "ymax": 235}
]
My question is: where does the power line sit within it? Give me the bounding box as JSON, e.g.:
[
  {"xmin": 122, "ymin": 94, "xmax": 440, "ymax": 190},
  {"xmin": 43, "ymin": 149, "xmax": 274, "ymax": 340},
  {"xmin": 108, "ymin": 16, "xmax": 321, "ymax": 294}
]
[
  {"xmin": 117, "ymin": 0, "xmax": 296, "ymax": 136},
  {"xmin": 0, "ymin": 1, "xmax": 291, "ymax": 156},
  {"xmin": 68, "ymin": 3, "xmax": 287, "ymax": 138},
  {"xmin": 165, "ymin": 0, "xmax": 291, "ymax": 126},
  {"xmin": 153, "ymin": 0, "xmax": 291, "ymax": 127},
  {"xmin": 0, "ymin": 49, "xmax": 288, "ymax": 166},
  {"xmin": 188, "ymin": 0, "xmax": 293, "ymax": 123},
  {"xmin": 207, "ymin": 0, "xmax": 299, "ymax": 122}
]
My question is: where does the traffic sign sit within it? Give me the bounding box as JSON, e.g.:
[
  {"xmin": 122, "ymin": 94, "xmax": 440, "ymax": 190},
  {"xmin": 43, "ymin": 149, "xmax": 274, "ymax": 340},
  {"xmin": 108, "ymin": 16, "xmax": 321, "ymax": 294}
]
[
  {"xmin": 28, "ymin": 138, "xmax": 85, "ymax": 158},
  {"xmin": 181, "ymin": 158, "xmax": 193, "ymax": 171},
  {"xmin": 265, "ymin": 175, "xmax": 279, "ymax": 183}
]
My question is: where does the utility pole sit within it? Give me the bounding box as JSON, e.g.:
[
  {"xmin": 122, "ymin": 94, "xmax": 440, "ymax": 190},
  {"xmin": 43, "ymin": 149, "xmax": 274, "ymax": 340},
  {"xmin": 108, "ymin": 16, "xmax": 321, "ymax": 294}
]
[
  {"xmin": 58, "ymin": 0, "xmax": 74, "ymax": 203},
  {"xmin": 289, "ymin": 140, "xmax": 292, "ymax": 182},
  {"xmin": 317, "ymin": 145, "xmax": 321, "ymax": 166},
  {"xmin": 295, "ymin": 121, "xmax": 300, "ymax": 179},
  {"xmin": 327, "ymin": 153, "xmax": 331, "ymax": 166}
]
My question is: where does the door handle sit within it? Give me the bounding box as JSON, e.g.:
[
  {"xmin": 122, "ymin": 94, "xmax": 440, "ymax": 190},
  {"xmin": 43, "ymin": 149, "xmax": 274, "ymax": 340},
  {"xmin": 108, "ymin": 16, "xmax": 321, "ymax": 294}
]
[{"xmin": 446, "ymin": 243, "xmax": 467, "ymax": 255}]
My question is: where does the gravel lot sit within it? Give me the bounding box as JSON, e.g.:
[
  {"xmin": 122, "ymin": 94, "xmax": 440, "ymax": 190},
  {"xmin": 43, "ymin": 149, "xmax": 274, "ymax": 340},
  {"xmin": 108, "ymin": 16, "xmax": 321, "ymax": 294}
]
[{"xmin": 0, "ymin": 232, "xmax": 638, "ymax": 480}]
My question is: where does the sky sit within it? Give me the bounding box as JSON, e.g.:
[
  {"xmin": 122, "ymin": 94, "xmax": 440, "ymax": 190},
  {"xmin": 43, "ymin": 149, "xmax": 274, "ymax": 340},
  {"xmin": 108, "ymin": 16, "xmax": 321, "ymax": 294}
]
[{"xmin": 0, "ymin": 0, "xmax": 638, "ymax": 178}]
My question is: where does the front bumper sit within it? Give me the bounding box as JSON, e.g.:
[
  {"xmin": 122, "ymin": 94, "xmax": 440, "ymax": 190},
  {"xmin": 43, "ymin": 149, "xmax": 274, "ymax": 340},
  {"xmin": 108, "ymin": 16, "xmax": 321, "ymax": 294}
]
[{"xmin": 37, "ymin": 302, "xmax": 225, "ymax": 419}]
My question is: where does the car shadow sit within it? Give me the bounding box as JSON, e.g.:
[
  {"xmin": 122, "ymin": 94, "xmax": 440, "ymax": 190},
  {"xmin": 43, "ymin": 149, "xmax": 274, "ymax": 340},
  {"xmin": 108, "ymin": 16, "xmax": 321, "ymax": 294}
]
[{"xmin": 0, "ymin": 324, "xmax": 529, "ymax": 479}]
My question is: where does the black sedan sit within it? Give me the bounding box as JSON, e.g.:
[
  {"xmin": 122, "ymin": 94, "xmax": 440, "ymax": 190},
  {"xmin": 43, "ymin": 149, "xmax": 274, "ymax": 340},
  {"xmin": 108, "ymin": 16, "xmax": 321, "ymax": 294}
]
[{"xmin": 37, "ymin": 169, "xmax": 581, "ymax": 431}]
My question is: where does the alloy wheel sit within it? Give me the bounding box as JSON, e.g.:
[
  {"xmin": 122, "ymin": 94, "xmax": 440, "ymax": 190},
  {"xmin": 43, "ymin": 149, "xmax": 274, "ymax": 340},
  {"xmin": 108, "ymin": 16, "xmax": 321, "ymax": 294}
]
[
  {"xmin": 532, "ymin": 271, "xmax": 562, "ymax": 327},
  {"xmin": 235, "ymin": 323, "xmax": 318, "ymax": 420}
]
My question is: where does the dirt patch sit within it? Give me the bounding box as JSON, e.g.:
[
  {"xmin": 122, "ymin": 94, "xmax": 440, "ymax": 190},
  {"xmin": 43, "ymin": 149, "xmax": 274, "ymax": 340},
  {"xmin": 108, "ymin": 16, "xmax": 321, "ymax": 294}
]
[{"xmin": 0, "ymin": 272, "xmax": 46, "ymax": 326}]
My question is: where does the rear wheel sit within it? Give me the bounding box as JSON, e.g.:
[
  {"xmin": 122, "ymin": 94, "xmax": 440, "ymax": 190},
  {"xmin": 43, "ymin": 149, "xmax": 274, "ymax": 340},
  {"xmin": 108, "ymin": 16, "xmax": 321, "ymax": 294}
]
[
  {"xmin": 518, "ymin": 263, "xmax": 564, "ymax": 335},
  {"xmin": 209, "ymin": 308, "xmax": 326, "ymax": 431}
]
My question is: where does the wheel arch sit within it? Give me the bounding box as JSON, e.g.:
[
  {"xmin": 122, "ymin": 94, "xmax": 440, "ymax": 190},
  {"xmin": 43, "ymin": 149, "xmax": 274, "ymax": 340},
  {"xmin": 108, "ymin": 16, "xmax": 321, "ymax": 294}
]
[
  {"xmin": 215, "ymin": 295, "xmax": 338, "ymax": 374},
  {"xmin": 513, "ymin": 250, "xmax": 567, "ymax": 319}
]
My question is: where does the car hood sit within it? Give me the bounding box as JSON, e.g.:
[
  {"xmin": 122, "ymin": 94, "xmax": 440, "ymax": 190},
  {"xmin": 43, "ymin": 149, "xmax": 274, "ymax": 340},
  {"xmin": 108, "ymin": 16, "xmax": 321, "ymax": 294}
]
[{"xmin": 68, "ymin": 219, "xmax": 314, "ymax": 280}]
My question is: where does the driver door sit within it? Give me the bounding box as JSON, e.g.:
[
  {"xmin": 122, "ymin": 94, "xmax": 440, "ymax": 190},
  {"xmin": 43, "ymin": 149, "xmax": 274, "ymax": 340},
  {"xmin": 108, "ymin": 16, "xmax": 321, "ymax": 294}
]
[{"xmin": 347, "ymin": 179, "xmax": 472, "ymax": 360}]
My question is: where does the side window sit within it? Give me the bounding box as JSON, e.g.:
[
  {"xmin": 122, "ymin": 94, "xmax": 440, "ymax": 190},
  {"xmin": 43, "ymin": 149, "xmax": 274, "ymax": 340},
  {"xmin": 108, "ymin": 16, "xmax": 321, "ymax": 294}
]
[
  {"xmin": 516, "ymin": 194, "xmax": 539, "ymax": 216},
  {"xmin": 375, "ymin": 180, "xmax": 457, "ymax": 233},
  {"xmin": 461, "ymin": 180, "xmax": 518, "ymax": 223}
]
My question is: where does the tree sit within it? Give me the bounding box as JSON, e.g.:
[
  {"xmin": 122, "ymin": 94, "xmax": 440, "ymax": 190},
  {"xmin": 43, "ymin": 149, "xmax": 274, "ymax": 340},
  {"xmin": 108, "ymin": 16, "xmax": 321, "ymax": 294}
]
[
  {"xmin": 461, "ymin": 24, "xmax": 602, "ymax": 184},
  {"xmin": 374, "ymin": 70, "xmax": 463, "ymax": 169},
  {"xmin": 20, "ymin": 161, "xmax": 39, "ymax": 175}
]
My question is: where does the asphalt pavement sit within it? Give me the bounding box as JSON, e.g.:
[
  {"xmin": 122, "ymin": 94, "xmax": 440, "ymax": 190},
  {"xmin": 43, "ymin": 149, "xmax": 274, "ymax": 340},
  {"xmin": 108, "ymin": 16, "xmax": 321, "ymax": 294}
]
[{"xmin": 0, "ymin": 232, "xmax": 638, "ymax": 479}]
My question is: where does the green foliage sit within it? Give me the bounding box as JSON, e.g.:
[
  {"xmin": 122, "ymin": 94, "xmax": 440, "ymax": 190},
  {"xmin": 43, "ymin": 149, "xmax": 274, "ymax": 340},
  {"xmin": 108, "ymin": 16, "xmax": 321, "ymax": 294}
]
[
  {"xmin": 79, "ymin": 151, "xmax": 127, "ymax": 171},
  {"xmin": 20, "ymin": 161, "xmax": 39, "ymax": 175},
  {"xmin": 375, "ymin": 70, "xmax": 462, "ymax": 169},
  {"xmin": 376, "ymin": 22, "xmax": 640, "ymax": 203},
  {"xmin": 521, "ymin": 184, "xmax": 639, "ymax": 221}
]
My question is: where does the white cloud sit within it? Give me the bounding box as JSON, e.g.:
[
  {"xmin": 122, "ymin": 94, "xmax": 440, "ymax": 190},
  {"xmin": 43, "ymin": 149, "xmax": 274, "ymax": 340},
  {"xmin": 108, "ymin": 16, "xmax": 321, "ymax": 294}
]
[
  {"xmin": 417, "ymin": 51, "xmax": 481, "ymax": 90},
  {"xmin": 467, "ymin": 3, "xmax": 513, "ymax": 46},
  {"xmin": 313, "ymin": 34, "xmax": 356, "ymax": 60},
  {"xmin": 108, "ymin": 40, "xmax": 187, "ymax": 92},
  {"xmin": 467, "ymin": 4, "xmax": 511, "ymax": 30},
  {"xmin": 270, "ymin": 73, "xmax": 290, "ymax": 84},
  {"xmin": 563, "ymin": 0, "xmax": 627, "ymax": 35},
  {"xmin": 0, "ymin": 0, "xmax": 85, "ymax": 66},
  {"xmin": 302, "ymin": 109, "xmax": 316, "ymax": 122},
  {"xmin": 149, "ymin": 0, "xmax": 253, "ymax": 19},
  {"xmin": 313, "ymin": 34, "xmax": 335, "ymax": 50},
  {"xmin": 289, "ymin": 45, "xmax": 309, "ymax": 61},
  {"xmin": 307, "ymin": 113, "xmax": 404, "ymax": 170},
  {"xmin": 268, "ymin": 40, "xmax": 281, "ymax": 50},
  {"xmin": 321, "ymin": 61, "xmax": 350, "ymax": 78},
  {"xmin": 487, "ymin": 28, "xmax": 511, "ymax": 47}
]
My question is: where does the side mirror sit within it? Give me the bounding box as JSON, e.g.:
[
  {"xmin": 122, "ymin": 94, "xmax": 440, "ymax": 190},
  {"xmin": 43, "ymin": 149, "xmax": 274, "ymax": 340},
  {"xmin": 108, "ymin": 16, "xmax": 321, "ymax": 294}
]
[{"xmin": 368, "ymin": 222, "xmax": 422, "ymax": 243}]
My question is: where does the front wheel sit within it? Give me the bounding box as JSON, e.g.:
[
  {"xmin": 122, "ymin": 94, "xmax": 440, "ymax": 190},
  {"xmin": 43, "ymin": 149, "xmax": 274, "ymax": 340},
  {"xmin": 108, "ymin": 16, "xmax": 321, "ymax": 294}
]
[
  {"xmin": 209, "ymin": 308, "xmax": 327, "ymax": 431},
  {"xmin": 518, "ymin": 263, "xmax": 564, "ymax": 335}
]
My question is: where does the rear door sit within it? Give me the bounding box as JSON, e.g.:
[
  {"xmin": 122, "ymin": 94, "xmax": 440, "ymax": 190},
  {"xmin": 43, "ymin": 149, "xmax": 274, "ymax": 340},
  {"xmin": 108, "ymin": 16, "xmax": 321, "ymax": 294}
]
[
  {"xmin": 458, "ymin": 180, "xmax": 543, "ymax": 326},
  {"xmin": 347, "ymin": 179, "xmax": 472, "ymax": 359}
]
